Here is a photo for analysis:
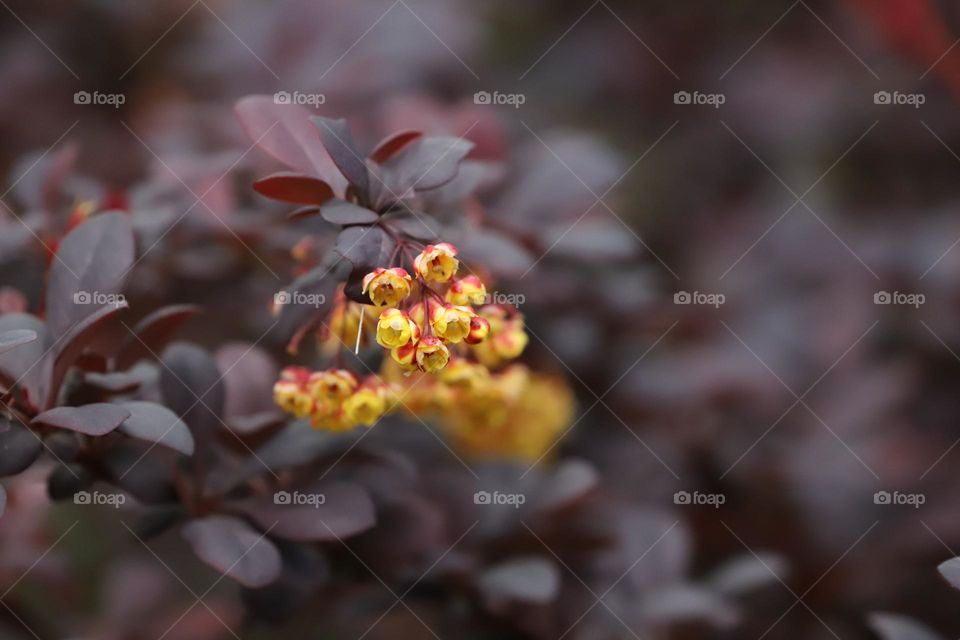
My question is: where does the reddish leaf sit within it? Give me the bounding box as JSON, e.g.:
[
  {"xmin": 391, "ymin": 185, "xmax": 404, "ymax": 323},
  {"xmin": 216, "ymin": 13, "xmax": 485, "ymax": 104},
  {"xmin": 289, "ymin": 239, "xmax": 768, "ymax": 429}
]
[
  {"xmin": 235, "ymin": 96, "xmax": 347, "ymax": 194},
  {"xmin": 287, "ymin": 206, "xmax": 320, "ymax": 221},
  {"xmin": 938, "ymin": 557, "xmax": 960, "ymax": 590},
  {"xmin": 215, "ymin": 343, "xmax": 278, "ymax": 421},
  {"xmin": 118, "ymin": 401, "xmax": 195, "ymax": 456},
  {"xmin": 50, "ymin": 302, "xmax": 129, "ymax": 409},
  {"xmin": 369, "ymin": 130, "xmax": 423, "ymax": 164},
  {"xmin": 231, "ymin": 481, "xmax": 376, "ymax": 542},
  {"xmin": 380, "ymin": 136, "xmax": 474, "ymax": 193},
  {"xmin": 45, "ymin": 211, "xmax": 134, "ymax": 339},
  {"xmin": 311, "ymin": 117, "xmax": 370, "ymax": 198},
  {"xmin": 32, "ymin": 403, "xmax": 131, "ymax": 436},
  {"xmin": 335, "ymin": 226, "xmax": 395, "ymax": 304},
  {"xmin": 319, "ymin": 199, "xmax": 379, "ymax": 225},
  {"xmin": 477, "ymin": 556, "xmax": 560, "ymax": 605},
  {"xmin": 253, "ymin": 172, "xmax": 335, "ymax": 205},
  {"xmin": 182, "ymin": 515, "xmax": 282, "ymax": 588},
  {"xmin": 159, "ymin": 343, "xmax": 224, "ymax": 437},
  {"xmin": 115, "ymin": 304, "xmax": 200, "ymax": 371},
  {"xmin": 0, "ymin": 329, "xmax": 37, "ymax": 355},
  {"xmin": 0, "ymin": 485, "xmax": 5, "ymax": 518}
]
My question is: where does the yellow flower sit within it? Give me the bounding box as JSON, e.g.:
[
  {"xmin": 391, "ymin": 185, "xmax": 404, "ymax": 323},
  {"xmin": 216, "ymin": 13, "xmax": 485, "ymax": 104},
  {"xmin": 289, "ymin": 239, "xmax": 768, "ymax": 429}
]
[
  {"xmin": 362, "ymin": 267, "xmax": 412, "ymax": 307},
  {"xmin": 414, "ymin": 243, "xmax": 459, "ymax": 282},
  {"xmin": 273, "ymin": 380, "xmax": 313, "ymax": 418},
  {"xmin": 471, "ymin": 307, "xmax": 528, "ymax": 366},
  {"xmin": 440, "ymin": 359, "xmax": 489, "ymax": 389},
  {"xmin": 431, "ymin": 304, "xmax": 474, "ymax": 344},
  {"xmin": 343, "ymin": 388, "xmax": 387, "ymax": 426},
  {"xmin": 464, "ymin": 315, "xmax": 490, "ymax": 345},
  {"xmin": 416, "ymin": 336, "xmax": 450, "ymax": 372},
  {"xmin": 310, "ymin": 407, "xmax": 354, "ymax": 432},
  {"xmin": 493, "ymin": 325, "xmax": 528, "ymax": 360},
  {"xmin": 446, "ymin": 275, "xmax": 487, "ymax": 306},
  {"xmin": 376, "ymin": 308, "xmax": 419, "ymax": 348},
  {"xmin": 391, "ymin": 340, "xmax": 419, "ymax": 370},
  {"xmin": 307, "ymin": 369, "xmax": 357, "ymax": 400}
]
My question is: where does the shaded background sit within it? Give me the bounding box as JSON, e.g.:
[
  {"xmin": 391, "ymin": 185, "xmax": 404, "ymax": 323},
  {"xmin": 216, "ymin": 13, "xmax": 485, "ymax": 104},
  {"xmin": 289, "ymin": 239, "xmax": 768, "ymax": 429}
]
[{"xmin": 3, "ymin": 0, "xmax": 960, "ymax": 638}]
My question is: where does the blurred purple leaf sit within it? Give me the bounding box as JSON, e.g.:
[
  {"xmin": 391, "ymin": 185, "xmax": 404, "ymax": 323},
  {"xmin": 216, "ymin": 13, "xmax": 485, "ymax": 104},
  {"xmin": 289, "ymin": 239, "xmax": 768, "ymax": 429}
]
[
  {"xmin": 50, "ymin": 301, "xmax": 129, "ymax": 408},
  {"xmin": 319, "ymin": 199, "xmax": 379, "ymax": 225},
  {"xmin": 0, "ymin": 314, "xmax": 50, "ymax": 409},
  {"xmin": 235, "ymin": 96, "xmax": 347, "ymax": 194},
  {"xmin": 311, "ymin": 117, "xmax": 370, "ymax": 198},
  {"xmin": 32, "ymin": 403, "xmax": 131, "ymax": 436},
  {"xmin": 115, "ymin": 304, "xmax": 200, "ymax": 371},
  {"xmin": 379, "ymin": 136, "xmax": 473, "ymax": 193},
  {"xmin": 45, "ymin": 211, "xmax": 134, "ymax": 339},
  {"xmin": 182, "ymin": 515, "xmax": 282, "ymax": 588},
  {"xmin": 118, "ymin": 401, "xmax": 195, "ymax": 456},
  {"xmin": 232, "ymin": 481, "xmax": 376, "ymax": 542},
  {"xmin": 369, "ymin": 130, "xmax": 422, "ymax": 164},
  {"xmin": 477, "ymin": 556, "xmax": 560, "ymax": 605},
  {"xmin": 0, "ymin": 329, "xmax": 37, "ymax": 354},
  {"xmin": 0, "ymin": 422, "xmax": 42, "ymax": 476},
  {"xmin": 937, "ymin": 557, "xmax": 960, "ymax": 590},
  {"xmin": 868, "ymin": 612, "xmax": 944, "ymax": 640}
]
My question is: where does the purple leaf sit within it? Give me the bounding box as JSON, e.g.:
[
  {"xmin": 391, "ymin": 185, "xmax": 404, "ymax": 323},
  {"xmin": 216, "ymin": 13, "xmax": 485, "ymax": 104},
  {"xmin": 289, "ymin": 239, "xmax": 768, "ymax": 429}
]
[
  {"xmin": 215, "ymin": 343, "xmax": 278, "ymax": 421},
  {"xmin": 235, "ymin": 96, "xmax": 347, "ymax": 194},
  {"xmin": 937, "ymin": 557, "xmax": 960, "ymax": 590},
  {"xmin": 335, "ymin": 226, "xmax": 395, "ymax": 304},
  {"xmin": 45, "ymin": 211, "xmax": 134, "ymax": 339},
  {"xmin": 50, "ymin": 302, "xmax": 128, "ymax": 409},
  {"xmin": 369, "ymin": 130, "xmax": 422, "ymax": 164},
  {"xmin": 319, "ymin": 199, "xmax": 379, "ymax": 225},
  {"xmin": 118, "ymin": 401, "xmax": 195, "ymax": 456},
  {"xmin": 477, "ymin": 556, "xmax": 560, "ymax": 605},
  {"xmin": 0, "ymin": 422, "xmax": 42, "ymax": 476},
  {"xmin": 115, "ymin": 304, "xmax": 200, "ymax": 371},
  {"xmin": 0, "ymin": 314, "xmax": 51, "ymax": 410},
  {"xmin": 379, "ymin": 136, "xmax": 474, "ymax": 195},
  {"xmin": 0, "ymin": 485, "xmax": 5, "ymax": 518},
  {"xmin": 32, "ymin": 403, "xmax": 131, "ymax": 436},
  {"xmin": 182, "ymin": 515, "xmax": 282, "ymax": 588},
  {"xmin": 253, "ymin": 172, "xmax": 335, "ymax": 205},
  {"xmin": 868, "ymin": 612, "xmax": 944, "ymax": 640},
  {"xmin": 159, "ymin": 342, "xmax": 224, "ymax": 436},
  {"xmin": 0, "ymin": 329, "xmax": 37, "ymax": 355},
  {"xmin": 231, "ymin": 481, "xmax": 376, "ymax": 542},
  {"xmin": 311, "ymin": 117, "xmax": 370, "ymax": 198}
]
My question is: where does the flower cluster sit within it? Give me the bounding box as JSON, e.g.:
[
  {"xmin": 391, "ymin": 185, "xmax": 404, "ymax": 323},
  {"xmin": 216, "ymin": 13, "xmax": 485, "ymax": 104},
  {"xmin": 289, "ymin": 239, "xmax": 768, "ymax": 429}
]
[
  {"xmin": 365, "ymin": 243, "xmax": 526, "ymax": 374},
  {"xmin": 274, "ymin": 240, "xmax": 533, "ymax": 438},
  {"xmin": 273, "ymin": 366, "xmax": 395, "ymax": 431}
]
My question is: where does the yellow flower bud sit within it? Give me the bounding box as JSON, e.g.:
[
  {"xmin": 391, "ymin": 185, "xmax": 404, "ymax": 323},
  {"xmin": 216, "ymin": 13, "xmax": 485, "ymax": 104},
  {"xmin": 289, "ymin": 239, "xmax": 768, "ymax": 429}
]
[
  {"xmin": 414, "ymin": 243, "xmax": 459, "ymax": 282},
  {"xmin": 361, "ymin": 267, "xmax": 412, "ymax": 307},
  {"xmin": 416, "ymin": 336, "xmax": 450, "ymax": 372},
  {"xmin": 307, "ymin": 369, "xmax": 358, "ymax": 401},
  {"xmin": 464, "ymin": 315, "xmax": 490, "ymax": 345},
  {"xmin": 343, "ymin": 388, "xmax": 387, "ymax": 426},
  {"xmin": 391, "ymin": 340, "xmax": 419, "ymax": 370},
  {"xmin": 273, "ymin": 380, "xmax": 313, "ymax": 418},
  {"xmin": 440, "ymin": 359, "xmax": 489, "ymax": 389},
  {"xmin": 376, "ymin": 308, "xmax": 419, "ymax": 349},
  {"xmin": 431, "ymin": 304, "xmax": 473, "ymax": 344},
  {"xmin": 494, "ymin": 324, "xmax": 528, "ymax": 360},
  {"xmin": 446, "ymin": 275, "xmax": 487, "ymax": 306}
]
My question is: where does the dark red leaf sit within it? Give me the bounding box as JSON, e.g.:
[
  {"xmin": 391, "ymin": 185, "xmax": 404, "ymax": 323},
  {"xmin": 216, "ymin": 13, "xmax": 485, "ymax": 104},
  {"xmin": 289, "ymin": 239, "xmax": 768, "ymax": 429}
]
[
  {"xmin": 253, "ymin": 172, "xmax": 335, "ymax": 205},
  {"xmin": 45, "ymin": 211, "xmax": 134, "ymax": 339},
  {"xmin": 159, "ymin": 342, "xmax": 224, "ymax": 437},
  {"xmin": 380, "ymin": 136, "xmax": 474, "ymax": 193},
  {"xmin": 335, "ymin": 226, "xmax": 395, "ymax": 304},
  {"xmin": 287, "ymin": 206, "xmax": 320, "ymax": 221},
  {"xmin": 182, "ymin": 515, "xmax": 282, "ymax": 588},
  {"xmin": 0, "ymin": 314, "xmax": 51, "ymax": 410},
  {"xmin": 231, "ymin": 481, "xmax": 376, "ymax": 542},
  {"xmin": 0, "ymin": 485, "xmax": 5, "ymax": 518},
  {"xmin": 118, "ymin": 401, "xmax": 195, "ymax": 456},
  {"xmin": 50, "ymin": 302, "xmax": 128, "ymax": 409},
  {"xmin": 215, "ymin": 343, "xmax": 278, "ymax": 421},
  {"xmin": 32, "ymin": 403, "xmax": 131, "ymax": 436},
  {"xmin": 235, "ymin": 96, "xmax": 347, "ymax": 194},
  {"xmin": 115, "ymin": 304, "xmax": 200, "ymax": 371},
  {"xmin": 369, "ymin": 130, "xmax": 423, "ymax": 164},
  {"xmin": 311, "ymin": 117, "xmax": 370, "ymax": 198},
  {"xmin": 319, "ymin": 199, "xmax": 379, "ymax": 225}
]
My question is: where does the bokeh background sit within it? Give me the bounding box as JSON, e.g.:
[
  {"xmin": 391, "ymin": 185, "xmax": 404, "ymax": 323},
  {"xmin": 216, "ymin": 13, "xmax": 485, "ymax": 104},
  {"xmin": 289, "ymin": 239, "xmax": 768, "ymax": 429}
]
[{"xmin": 3, "ymin": 0, "xmax": 960, "ymax": 638}]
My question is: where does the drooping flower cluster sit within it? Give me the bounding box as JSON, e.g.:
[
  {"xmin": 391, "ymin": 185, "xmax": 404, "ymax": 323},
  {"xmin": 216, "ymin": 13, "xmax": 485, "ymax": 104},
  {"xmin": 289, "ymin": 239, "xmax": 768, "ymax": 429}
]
[
  {"xmin": 273, "ymin": 366, "xmax": 395, "ymax": 431},
  {"xmin": 275, "ymin": 240, "xmax": 533, "ymax": 438}
]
